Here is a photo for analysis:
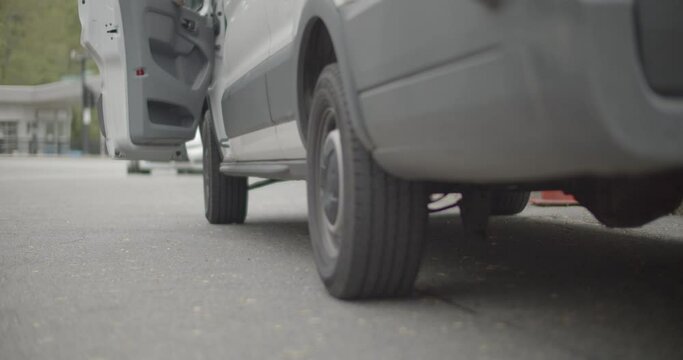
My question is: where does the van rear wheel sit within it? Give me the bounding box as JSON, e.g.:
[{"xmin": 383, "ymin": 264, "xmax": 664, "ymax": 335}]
[
  {"xmin": 201, "ymin": 111, "xmax": 248, "ymax": 225},
  {"xmin": 490, "ymin": 191, "xmax": 530, "ymax": 216},
  {"xmin": 307, "ymin": 64, "xmax": 428, "ymax": 299}
]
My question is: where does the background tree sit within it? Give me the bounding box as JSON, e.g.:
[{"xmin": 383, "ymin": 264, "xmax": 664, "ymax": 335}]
[
  {"xmin": 0, "ymin": 12, "xmax": 24, "ymax": 83},
  {"xmin": 0, "ymin": 0, "xmax": 83, "ymax": 85},
  {"xmin": 0, "ymin": 0, "xmax": 101, "ymax": 153}
]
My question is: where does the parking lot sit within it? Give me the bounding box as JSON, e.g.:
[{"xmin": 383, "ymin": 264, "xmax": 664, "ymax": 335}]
[{"xmin": 1, "ymin": 157, "xmax": 683, "ymax": 360}]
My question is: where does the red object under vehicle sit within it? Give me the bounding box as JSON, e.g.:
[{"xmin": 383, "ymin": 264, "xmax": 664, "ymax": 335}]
[{"xmin": 532, "ymin": 191, "xmax": 579, "ymax": 207}]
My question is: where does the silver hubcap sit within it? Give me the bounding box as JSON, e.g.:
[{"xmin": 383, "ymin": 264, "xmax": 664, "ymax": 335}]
[{"xmin": 318, "ymin": 109, "xmax": 344, "ymax": 259}]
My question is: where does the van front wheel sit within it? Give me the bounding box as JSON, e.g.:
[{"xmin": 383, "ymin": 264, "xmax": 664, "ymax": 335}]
[{"xmin": 307, "ymin": 64, "xmax": 428, "ymax": 299}]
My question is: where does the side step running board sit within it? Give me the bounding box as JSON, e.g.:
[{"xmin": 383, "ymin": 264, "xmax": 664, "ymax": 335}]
[{"xmin": 219, "ymin": 160, "xmax": 307, "ymax": 180}]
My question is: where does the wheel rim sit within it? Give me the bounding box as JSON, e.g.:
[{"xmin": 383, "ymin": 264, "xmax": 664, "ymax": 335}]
[{"xmin": 317, "ymin": 108, "xmax": 344, "ymax": 260}]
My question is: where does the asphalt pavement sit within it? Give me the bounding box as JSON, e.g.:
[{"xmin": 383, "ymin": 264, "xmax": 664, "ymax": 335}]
[{"xmin": 1, "ymin": 157, "xmax": 683, "ymax": 360}]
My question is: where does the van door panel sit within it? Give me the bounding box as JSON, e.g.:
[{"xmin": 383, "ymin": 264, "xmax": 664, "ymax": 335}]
[{"xmin": 79, "ymin": 0, "xmax": 213, "ymax": 160}]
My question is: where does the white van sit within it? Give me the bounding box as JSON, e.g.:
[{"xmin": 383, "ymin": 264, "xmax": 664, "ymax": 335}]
[{"xmin": 80, "ymin": 0, "xmax": 683, "ymax": 299}]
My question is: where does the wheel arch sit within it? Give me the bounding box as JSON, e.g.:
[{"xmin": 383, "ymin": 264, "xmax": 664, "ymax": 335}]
[{"xmin": 294, "ymin": 0, "xmax": 374, "ymax": 150}]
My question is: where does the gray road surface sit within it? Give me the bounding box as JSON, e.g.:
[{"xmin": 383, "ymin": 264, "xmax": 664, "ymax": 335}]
[{"xmin": 1, "ymin": 157, "xmax": 683, "ymax": 360}]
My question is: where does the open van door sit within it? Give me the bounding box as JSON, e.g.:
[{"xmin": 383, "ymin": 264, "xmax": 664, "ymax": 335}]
[{"xmin": 79, "ymin": 0, "xmax": 214, "ymax": 160}]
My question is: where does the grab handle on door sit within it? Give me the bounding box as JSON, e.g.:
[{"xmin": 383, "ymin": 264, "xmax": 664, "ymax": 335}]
[{"xmin": 181, "ymin": 18, "xmax": 197, "ymax": 33}]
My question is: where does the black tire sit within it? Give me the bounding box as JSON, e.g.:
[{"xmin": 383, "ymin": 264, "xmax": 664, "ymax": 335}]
[
  {"xmin": 490, "ymin": 191, "xmax": 530, "ymax": 216},
  {"xmin": 201, "ymin": 111, "xmax": 248, "ymax": 225},
  {"xmin": 127, "ymin": 161, "xmax": 139, "ymax": 174},
  {"xmin": 127, "ymin": 161, "xmax": 150, "ymax": 175},
  {"xmin": 307, "ymin": 64, "xmax": 428, "ymax": 299}
]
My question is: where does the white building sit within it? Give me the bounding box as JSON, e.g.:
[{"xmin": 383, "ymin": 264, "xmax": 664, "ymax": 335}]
[{"xmin": 0, "ymin": 78, "xmax": 100, "ymax": 155}]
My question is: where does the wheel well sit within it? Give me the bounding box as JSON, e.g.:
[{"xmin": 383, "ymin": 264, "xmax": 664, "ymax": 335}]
[{"xmin": 298, "ymin": 18, "xmax": 337, "ymax": 143}]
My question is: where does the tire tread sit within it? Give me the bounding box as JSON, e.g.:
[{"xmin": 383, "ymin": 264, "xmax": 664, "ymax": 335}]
[
  {"xmin": 202, "ymin": 114, "xmax": 248, "ymax": 225},
  {"xmin": 310, "ymin": 64, "xmax": 427, "ymax": 299},
  {"xmin": 490, "ymin": 191, "xmax": 530, "ymax": 216}
]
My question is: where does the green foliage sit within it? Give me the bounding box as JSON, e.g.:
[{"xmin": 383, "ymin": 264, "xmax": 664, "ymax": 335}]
[
  {"xmin": 70, "ymin": 106, "xmax": 101, "ymax": 153},
  {"xmin": 0, "ymin": 0, "xmax": 83, "ymax": 85}
]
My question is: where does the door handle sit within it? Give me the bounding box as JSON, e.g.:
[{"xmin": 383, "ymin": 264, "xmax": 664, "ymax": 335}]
[{"xmin": 181, "ymin": 17, "xmax": 197, "ymax": 33}]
